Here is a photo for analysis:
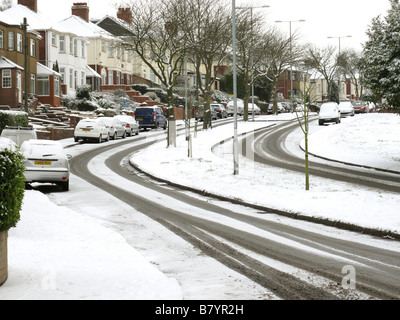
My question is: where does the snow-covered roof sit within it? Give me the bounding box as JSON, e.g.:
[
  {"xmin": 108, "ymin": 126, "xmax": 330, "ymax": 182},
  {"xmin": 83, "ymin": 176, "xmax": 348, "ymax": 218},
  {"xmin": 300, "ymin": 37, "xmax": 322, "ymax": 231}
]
[
  {"xmin": 0, "ymin": 4, "xmax": 66, "ymax": 33},
  {"xmin": 86, "ymin": 65, "xmax": 101, "ymax": 78},
  {"xmin": 58, "ymin": 15, "xmax": 115, "ymax": 40},
  {"xmin": 37, "ymin": 63, "xmax": 62, "ymax": 77},
  {"xmin": 0, "ymin": 56, "xmax": 24, "ymax": 70}
]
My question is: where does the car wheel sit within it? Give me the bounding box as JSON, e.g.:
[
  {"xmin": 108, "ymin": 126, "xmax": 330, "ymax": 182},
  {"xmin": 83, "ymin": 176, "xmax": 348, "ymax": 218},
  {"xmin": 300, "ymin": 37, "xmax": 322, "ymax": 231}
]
[
  {"xmin": 319, "ymin": 120, "xmax": 324, "ymax": 126},
  {"xmin": 74, "ymin": 137, "xmax": 79, "ymax": 142},
  {"xmin": 98, "ymin": 135, "xmax": 102, "ymax": 143},
  {"xmin": 106, "ymin": 134, "xmax": 110, "ymax": 142},
  {"xmin": 113, "ymin": 132, "xmax": 117, "ymax": 140},
  {"xmin": 122, "ymin": 131, "xmax": 126, "ymax": 139},
  {"xmin": 60, "ymin": 180, "xmax": 69, "ymax": 192}
]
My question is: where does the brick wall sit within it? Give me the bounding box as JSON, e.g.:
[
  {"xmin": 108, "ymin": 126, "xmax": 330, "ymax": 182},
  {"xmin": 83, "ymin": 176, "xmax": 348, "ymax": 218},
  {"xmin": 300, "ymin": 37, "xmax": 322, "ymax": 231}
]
[{"xmin": 0, "ymin": 231, "xmax": 7, "ymax": 286}]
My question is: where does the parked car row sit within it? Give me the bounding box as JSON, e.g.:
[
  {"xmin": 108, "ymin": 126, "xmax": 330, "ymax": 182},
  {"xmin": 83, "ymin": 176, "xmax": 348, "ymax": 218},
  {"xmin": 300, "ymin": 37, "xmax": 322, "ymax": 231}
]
[
  {"xmin": 74, "ymin": 115, "xmax": 139, "ymax": 143},
  {"xmin": 267, "ymin": 102, "xmax": 292, "ymax": 114}
]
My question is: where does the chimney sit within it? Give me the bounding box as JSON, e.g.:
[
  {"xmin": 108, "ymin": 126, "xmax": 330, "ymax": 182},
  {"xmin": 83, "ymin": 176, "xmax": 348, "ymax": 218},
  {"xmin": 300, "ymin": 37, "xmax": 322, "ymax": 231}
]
[
  {"xmin": 117, "ymin": 7, "xmax": 132, "ymax": 24},
  {"xmin": 72, "ymin": 2, "xmax": 89, "ymax": 22},
  {"xmin": 18, "ymin": 0, "xmax": 38, "ymax": 12}
]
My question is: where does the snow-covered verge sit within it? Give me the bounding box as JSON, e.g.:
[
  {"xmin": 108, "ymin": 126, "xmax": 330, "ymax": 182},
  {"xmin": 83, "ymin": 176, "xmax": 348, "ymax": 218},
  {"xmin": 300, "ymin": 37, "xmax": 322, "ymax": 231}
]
[
  {"xmin": 0, "ymin": 190, "xmax": 182, "ymax": 300},
  {"xmin": 131, "ymin": 113, "xmax": 400, "ymax": 236}
]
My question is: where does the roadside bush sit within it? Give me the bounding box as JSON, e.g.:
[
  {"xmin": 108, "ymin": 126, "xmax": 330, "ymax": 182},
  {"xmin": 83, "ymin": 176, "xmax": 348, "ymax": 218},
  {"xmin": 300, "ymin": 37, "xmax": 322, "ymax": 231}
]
[
  {"xmin": 0, "ymin": 147, "xmax": 25, "ymax": 231},
  {"xmin": 0, "ymin": 111, "xmax": 29, "ymax": 133}
]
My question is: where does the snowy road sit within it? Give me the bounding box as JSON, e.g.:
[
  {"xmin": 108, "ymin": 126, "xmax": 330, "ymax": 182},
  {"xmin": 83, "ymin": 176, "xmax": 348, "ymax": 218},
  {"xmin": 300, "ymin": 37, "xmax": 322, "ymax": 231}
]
[{"xmin": 63, "ymin": 121, "xmax": 400, "ymax": 300}]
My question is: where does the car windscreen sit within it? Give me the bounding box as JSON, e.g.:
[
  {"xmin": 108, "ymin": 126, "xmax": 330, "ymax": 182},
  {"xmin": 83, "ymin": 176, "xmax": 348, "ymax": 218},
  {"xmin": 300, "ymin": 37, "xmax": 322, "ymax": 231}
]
[{"xmin": 135, "ymin": 108, "xmax": 154, "ymax": 116}]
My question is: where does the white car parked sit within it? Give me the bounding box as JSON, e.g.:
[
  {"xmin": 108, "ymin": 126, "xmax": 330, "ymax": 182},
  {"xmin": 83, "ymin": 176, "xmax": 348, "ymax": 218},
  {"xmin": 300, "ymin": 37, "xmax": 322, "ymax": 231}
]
[
  {"xmin": 338, "ymin": 101, "xmax": 355, "ymax": 117},
  {"xmin": 99, "ymin": 117, "xmax": 126, "ymax": 140},
  {"xmin": 319, "ymin": 102, "xmax": 341, "ymax": 125},
  {"xmin": 74, "ymin": 118, "xmax": 110, "ymax": 143},
  {"xmin": 20, "ymin": 139, "xmax": 71, "ymax": 191}
]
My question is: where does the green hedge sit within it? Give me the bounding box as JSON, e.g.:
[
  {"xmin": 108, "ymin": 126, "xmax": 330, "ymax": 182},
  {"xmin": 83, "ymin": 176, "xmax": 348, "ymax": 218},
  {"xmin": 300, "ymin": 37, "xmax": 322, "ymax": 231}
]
[
  {"xmin": 0, "ymin": 148, "xmax": 25, "ymax": 231},
  {"xmin": 0, "ymin": 111, "xmax": 29, "ymax": 134}
]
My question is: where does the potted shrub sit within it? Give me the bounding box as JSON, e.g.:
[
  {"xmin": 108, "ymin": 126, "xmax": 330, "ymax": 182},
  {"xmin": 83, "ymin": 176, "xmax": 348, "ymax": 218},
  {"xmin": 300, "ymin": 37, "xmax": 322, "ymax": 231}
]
[{"xmin": 0, "ymin": 142, "xmax": 25, "ymax": 286}]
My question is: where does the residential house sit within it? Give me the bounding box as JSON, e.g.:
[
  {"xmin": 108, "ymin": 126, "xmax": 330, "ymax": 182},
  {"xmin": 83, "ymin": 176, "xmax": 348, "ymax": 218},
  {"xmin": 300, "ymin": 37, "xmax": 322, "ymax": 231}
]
[
  {"xmin": 3, "ymin": 1, "xmax": 89, "ymax": 99},
  {"xmin": 58, "ymin": 3, "xmax": 136, "ymax": 91},
  {"xmin": 0, "ymin": 16, "xmax": 40, "ymax": 108}
]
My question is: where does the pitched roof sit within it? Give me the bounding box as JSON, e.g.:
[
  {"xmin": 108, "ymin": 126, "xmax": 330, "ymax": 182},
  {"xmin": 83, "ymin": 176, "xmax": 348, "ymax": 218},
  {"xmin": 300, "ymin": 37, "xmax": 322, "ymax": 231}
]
[
  {"xmin": 0, "ymin": 56, "xmax": 24, "ymax": 70},
  {"xmin": 57, "ymin": 15, "xmax": 115, "ymax": 39},
  {"xmin": 0, "ymin": 4, "xmax": 65, "ymax": 32}
]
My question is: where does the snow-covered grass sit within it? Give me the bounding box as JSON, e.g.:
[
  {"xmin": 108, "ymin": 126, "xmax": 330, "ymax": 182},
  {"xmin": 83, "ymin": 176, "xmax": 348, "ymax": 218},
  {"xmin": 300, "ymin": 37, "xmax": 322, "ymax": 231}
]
[
  {"xmin": 1, "ymin": 112, "xmax": 399, "ymax": 300},
  {"xmin": 132, "ymin": 113, "xmax": 400, "ymax": 235}
]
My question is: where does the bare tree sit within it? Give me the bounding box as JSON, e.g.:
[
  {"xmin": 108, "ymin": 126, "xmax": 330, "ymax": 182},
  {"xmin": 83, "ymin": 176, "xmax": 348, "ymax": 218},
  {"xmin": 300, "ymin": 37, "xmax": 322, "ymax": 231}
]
[
  {"xmin": 303, "ymin": 45, "xmax": 338, "ymax": 101},
  {"xmin": 235, "ymin": 8, "xmax": 269, "ymax": 121},
  {"xmin": 0, "ymin": 0, "xmax": 12, "ymax": 11},
  {"xmin": 261, "ymin": 28, "xmax": 303, "ymax": 114},
  {"xmin": 337, "ymin": 49, "xmax": 363, "ymax": 100},
  {"xmin": 184, "ymin": 0, "xmax": 231, "ymax": 129},
  {"xmin": 294, "ymin": 67, "xmax": 317, "ymax": 191},
  {"xmin": 123, "ymin": 0, "xmax": 187, "ymax": 146}
]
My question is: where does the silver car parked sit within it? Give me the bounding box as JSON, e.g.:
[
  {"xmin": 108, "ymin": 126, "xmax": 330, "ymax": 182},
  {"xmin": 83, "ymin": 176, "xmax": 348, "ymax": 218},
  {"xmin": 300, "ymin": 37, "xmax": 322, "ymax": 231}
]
[
  {"xmin": 99, "ymin": 117, "xmax": 126, "ymax": 140},
  {"xmin": 20, "ymin": 139, "xmax": 72, "ymax": 191}
]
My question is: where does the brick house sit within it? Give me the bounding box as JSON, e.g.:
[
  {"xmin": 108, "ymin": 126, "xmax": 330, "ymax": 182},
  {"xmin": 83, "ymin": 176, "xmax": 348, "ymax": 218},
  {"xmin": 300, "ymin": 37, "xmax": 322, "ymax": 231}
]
[
  {"xmin": 3, "ymin": 1, "xmax": 89, "ymax": 99},
  {"xmin": 0, "ymin": 17, "xmax": 40, "ymax": 108}
]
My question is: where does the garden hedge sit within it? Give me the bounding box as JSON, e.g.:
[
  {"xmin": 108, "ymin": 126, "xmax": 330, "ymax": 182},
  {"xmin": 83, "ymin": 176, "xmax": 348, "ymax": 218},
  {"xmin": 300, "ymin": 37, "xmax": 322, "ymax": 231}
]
[
  {"xmin": 0, "ymin": 111, "xmax": 29, "ymax": 134},
  {"xmin": 0, "ymin": 147, "xmax": 25, "ymax": 231}
]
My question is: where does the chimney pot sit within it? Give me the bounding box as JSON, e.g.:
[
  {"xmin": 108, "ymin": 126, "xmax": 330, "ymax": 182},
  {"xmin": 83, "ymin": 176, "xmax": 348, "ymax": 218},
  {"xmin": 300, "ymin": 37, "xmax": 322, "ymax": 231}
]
[
  {"xmin": 72, "ymin": 2, "xmax": 90, "ymax": 22},
  {"xmin": 18, "ymin": 0, "xmax": 38, "ymax": 12}
]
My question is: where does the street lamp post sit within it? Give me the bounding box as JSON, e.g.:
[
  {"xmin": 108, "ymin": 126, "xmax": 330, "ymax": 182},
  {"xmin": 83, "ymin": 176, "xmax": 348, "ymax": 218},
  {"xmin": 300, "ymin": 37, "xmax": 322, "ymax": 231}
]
[
  {"xmin": 327, "ymin": 35, "xmax": 352, "ymax": 101},
  {"xmin": 236, "ymin": 5, "xmax": 270, "ymax": 121},
  {"xmin": 275, "ymin": 19, "xmax": 305, "ymax": 110},
  {"xmin": 232, "ymin": 0, "xmax": 239, "ymax": 175}
]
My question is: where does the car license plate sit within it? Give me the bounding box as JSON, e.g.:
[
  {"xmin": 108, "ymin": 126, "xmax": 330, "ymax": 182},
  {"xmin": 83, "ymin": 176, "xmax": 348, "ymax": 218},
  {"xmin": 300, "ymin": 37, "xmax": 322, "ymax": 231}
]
[
  {"xmin": 82, "ymin": 128, "xmax": 91, "ymax": 132},
  {"xmin": 136, "ymin": 118, "xmax": 143, "ymax": 121},
  {"xmin": 34, "ymin": 161, "xmax": 52, "ymax": 166}
]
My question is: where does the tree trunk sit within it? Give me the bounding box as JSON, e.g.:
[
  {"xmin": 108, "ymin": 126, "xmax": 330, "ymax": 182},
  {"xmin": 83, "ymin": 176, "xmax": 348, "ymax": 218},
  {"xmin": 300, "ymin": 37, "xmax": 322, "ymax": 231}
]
[{"xmin": 0, "ymin": 231, "xmax": 8, "ymax": 286}]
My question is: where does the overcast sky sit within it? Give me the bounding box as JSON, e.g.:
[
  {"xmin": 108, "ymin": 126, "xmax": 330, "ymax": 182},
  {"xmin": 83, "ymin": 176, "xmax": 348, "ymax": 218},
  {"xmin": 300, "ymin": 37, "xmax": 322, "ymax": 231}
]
[{"xmin": 10, "ymin": 0, "xmax": 392, "ymax": 52}]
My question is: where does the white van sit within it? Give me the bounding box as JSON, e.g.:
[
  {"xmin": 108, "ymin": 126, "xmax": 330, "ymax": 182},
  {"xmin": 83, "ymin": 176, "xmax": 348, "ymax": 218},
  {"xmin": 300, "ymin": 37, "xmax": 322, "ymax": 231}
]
[
  {"xmin": 319, "ymin": 102, "xmax": 341, "ymax": 126},
  {"xmin": 0, "ymin": 126, "xmax": 37, "ymax": 147}
]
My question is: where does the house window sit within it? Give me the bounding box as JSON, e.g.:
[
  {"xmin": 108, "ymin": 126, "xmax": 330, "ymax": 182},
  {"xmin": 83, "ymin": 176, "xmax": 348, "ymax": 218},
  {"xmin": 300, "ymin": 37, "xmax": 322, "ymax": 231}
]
[
  {"xmin": 0, "ymin": 30, "xmax": 4, "ymax": 49},
  {"xmin": 101, "ymin": 41, "xmax": 106, "ymax": 52},
  {"xmin": 74, "ymin": 71, "xmax": 78, "ymax": 89},
  {"xmin": 81, "ymin": 71, "xmax": 85, "ymax": 86},
  {"xmin": 8, "ymin": 32, "xmax": 14, "ymax": 50},
  {"xmin": 69, "ymin": 37, "xmax": 74, "ymax": 55},
  {"xmin": 17, "ymin": 34, "xmax": 23, "ymax": 52},
  {"xmin": 54, "ymin": 77, "xmax": 60, "ymax": 97},
  {"xmin": 108, "ymin": 42, "xmax": 113, "ymax": 57},
  {"xmin": 59, "ymin": 36, "xmax": 65, "ymax": 52},
  {"xmin": 30, "ymin": 74, "xmax": 35, "ymax": 94},
  {"xmin": 30, "ymin": 39, "xmax": 36, "ymax": 57},
  {"xmin": 69, "ymin": 69, "xmax": 73, "ymax": 88},
  {"xmin": 52, "ymin": 33, "xmax": 57, "ymax": 47},
  {"xmin": 60, "ymin": 68, "xmax": 66, "ymax": 85},
  {"xmin": 101, "ymin": 69, "xmax": 106, "ymax": 85},
  {"xmin": 37, "ymin": 76, "xmax": 50, "ymax": 96},
  {"xmin": 108, "ymin": 70, "xmax": 113, "ymax": 85},
  {"xmin": 116, "ymin": 71, "xmax": 120, "ymax": 85},
  {"xmin": 81, "ymin": 40, "xmax": 85, "ymax": 58},
  {"xmin": 2, "ymin": 69, "xmax": 11, "ymax": 88},
  {"xmin": 74, "ymin": 39, "xmax": 78, "ymax": 56}
]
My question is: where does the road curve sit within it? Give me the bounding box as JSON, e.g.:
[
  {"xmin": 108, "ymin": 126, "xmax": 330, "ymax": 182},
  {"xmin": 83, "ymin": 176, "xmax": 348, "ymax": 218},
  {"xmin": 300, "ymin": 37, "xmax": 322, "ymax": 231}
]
[
  {"xmin": 67, "ymin": 124, "xmax": 400, "ymax": 300},
  {"xmin": 247, "ymin": 119, "xmax": 400, "ymax": 193}
]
